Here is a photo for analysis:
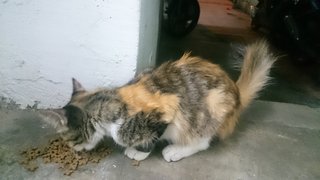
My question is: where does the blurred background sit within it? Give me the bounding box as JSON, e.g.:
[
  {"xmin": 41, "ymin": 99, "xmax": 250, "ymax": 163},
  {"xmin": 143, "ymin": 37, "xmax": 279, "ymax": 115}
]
[{"xmin": 158, "ymin": 0, "xmax": 320, "ymax": 107}]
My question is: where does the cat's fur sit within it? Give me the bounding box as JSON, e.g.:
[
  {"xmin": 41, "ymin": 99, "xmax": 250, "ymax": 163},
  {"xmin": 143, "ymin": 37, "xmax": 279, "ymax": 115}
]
[{"xmin": 39, "ymin": 40, "xmax": 276, "ymax": 162}]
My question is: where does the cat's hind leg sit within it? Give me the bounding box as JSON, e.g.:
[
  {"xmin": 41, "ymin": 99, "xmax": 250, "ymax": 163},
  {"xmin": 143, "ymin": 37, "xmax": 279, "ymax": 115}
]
[{"xmin": 162, "ymin": 137, "xmax": 210, "ymax": 162}]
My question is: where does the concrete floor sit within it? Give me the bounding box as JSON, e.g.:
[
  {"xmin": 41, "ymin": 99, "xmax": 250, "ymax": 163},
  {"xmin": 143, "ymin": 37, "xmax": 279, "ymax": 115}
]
[
  {"xmin": 1, "ymin": 0, "xmax": 320, "ymax": 179},
  {"xmin": 1, "ymin": 101, "xmax": 320, "ymax": 180}
]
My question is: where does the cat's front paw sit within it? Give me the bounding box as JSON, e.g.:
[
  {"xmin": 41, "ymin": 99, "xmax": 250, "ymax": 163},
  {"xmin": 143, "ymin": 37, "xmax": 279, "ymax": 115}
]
[
  {"xmin": 162, "ymin": 145, "xmax": 187, "ymax": 162},
  {"xmin": 72, "ymin": 143, "xmax": 95, "ymax": 152},
  {"xmin": 73, "ymin": 144, "xmax": 85, "ymax": 151},
  {"xmin": 124, "ymin": 147, "xmax": 150, "ymax": 161}
]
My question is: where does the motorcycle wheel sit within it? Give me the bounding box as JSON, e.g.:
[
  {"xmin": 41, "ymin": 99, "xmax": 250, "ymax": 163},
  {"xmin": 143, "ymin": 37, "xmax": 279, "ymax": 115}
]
[{"xmin": 163, "ymin": 0, "xmax": 200, "ymax": 37}]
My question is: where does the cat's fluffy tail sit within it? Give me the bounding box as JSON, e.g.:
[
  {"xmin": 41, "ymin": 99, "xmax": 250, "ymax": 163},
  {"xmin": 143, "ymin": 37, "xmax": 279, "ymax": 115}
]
[{"xmin": 236, "ymin": 40, "xmax": 277, "ymax": 109}]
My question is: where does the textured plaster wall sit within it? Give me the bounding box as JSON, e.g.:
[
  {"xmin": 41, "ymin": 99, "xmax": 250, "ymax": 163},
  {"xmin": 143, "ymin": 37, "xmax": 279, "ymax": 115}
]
[{"xmin": 0, "ymin": 0, "xmax": 160, "ymax": 108}]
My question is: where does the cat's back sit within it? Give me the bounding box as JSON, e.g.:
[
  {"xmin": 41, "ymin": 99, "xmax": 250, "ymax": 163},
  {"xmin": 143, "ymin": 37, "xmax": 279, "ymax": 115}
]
[
  {"xmin": 117, "ymin": 53, "xmax": 238, "ymax": 123},
  {"xmin": 146, "ymin": 53, "xmax": 232, "ymax": 93},
  {"xmin": 122, "ymin": 53, "xmax": 234, "ymax": 96}
]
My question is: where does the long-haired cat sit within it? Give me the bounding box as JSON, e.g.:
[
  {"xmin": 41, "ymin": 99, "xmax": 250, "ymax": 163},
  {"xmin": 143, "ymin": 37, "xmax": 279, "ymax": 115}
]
[{"xmin": 39, "ymin": 40, "xmax": 276, "ymax": 162}]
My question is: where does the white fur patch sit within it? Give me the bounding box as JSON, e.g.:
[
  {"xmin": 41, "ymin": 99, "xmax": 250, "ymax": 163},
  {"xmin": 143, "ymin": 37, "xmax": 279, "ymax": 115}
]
[
  {"xmin": 72, "ymin": 131, "xmax": 104, "ymax": 151},
  {"xmin": 206, "ymin": 87, "xmax": 231, "ymax": 122},
  {"xmin": 73, "ymin": 144, "xmax": 85, "ymax": 152},
  {"xmin": 124, "ymin": 147, "xmax": 151, "ymax": 161},
  {"xmin": 94, "ymin": 122, "xmax": 109, "ymax": 136},
  {"xmin": 72, "ymin": 119, "xmax": 125, "ymax": 152},
  {"xmin": 109, "ymin": 119, "xmax": 125, "ymax": 146},
  {"xmin": 92, "ymin": 118, "xmax": 125, "ymax": 146},
  {"xmin": 161, "ymin": 124, "xmax": 180, "ymax": 143},
  {"xmin": 85, "ymin": 131, "xmax": 104, "ymax": 150},
  {"xmin": 160, "ymin": 111, "xmax": 191, "ymax": 144},
  {"xmin": 162, "ymin": 138, "xmax": 210, "ymax": 162}
]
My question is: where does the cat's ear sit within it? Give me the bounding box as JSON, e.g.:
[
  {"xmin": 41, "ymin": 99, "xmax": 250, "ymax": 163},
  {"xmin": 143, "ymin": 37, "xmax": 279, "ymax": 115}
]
[
  {"xmin": 38, "ymin": 109, "xmax": 69, "ymax": 133},
  {"xmin": 72, "ymin": 78, "xmax": 86, "ymax": 94}
]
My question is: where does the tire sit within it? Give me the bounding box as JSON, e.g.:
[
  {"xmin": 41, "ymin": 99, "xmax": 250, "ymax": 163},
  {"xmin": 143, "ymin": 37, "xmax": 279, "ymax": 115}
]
[{"xmin": 164, "ymin": 0, "xmax": 200, "ymax": 37}]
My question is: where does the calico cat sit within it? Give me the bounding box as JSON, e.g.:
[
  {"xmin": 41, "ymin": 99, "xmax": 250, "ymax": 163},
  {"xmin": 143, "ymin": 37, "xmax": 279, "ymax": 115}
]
[{"xmin": 39, "ymin": 40, "xmax": 276, "ymax": 162}]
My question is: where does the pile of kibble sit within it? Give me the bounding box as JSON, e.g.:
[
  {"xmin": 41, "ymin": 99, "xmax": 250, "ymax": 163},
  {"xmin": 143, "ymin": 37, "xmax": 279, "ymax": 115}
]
[{"xmin": 19, "ymin": 137, "xmax": 112, "ymax": 176}]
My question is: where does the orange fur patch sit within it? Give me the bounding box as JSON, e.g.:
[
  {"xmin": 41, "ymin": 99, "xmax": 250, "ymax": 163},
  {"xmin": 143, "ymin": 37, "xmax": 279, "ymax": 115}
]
[
  {"xmin": 217, "ymin": 111, "xmax": 240, "ymax": 140},
  {"xmin": 174, "ymin": 53, "xmax": 224, "ymax": 78},
  {"xmin": 206, "ymin": 87, "xmax": 229, "ymax": 122},
  {"xmin": 174, "ymin": 53, "xmax": 208, "ymax": 68},
  {"xmin": 118, "ymin": 83, "xmax": 180, "ymax": 123}
]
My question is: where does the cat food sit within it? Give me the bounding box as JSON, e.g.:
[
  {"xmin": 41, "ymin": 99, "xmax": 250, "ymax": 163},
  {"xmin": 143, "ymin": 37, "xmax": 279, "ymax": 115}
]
[
  {"xmin": 20, "ymin": 137, "xmax": 112, "ymax": 176},
  {"xmin": 131, "ymin": 160, "xmax": 140, "ymax": 166}
]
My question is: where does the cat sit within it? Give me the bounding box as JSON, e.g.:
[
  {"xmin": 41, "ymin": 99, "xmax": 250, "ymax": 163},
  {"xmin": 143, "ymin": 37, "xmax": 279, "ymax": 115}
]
[{"xmin": 39, "ymin": 40, "xmax": 276, "ymax": 162}]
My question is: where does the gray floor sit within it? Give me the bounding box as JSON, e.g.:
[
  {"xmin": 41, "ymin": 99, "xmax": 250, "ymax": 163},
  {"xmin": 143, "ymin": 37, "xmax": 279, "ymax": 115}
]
[{"xmin": 1, "ymin": 101, "xmax": 320, "ymax": 180}]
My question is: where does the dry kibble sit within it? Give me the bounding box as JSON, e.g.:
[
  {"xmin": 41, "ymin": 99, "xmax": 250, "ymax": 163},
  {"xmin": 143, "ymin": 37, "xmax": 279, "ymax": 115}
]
[
  {"xmin": 20, "ymin": 137, "xmax": 112, "ymax": 176},
  {"xmin": 22, "ymin": 161, "xmax": 39, "ymax": 172},
  {"xmin": 43, "ymin": 158, "xmax": 50, "ymax": 163},
  {"xmin": 91, "ymin": 157, "xmax": 100, "ymax": 163},
  {"xmin": 64, "ymin": 169, "xmax": 74, "ymax": 176},
  {"xmin": 19, "ymin": 159, "xmax": 29, "ymax": 165},
  {"xmin": 131, "ymin": 160, "xmax": 140, "ymax": 166}
]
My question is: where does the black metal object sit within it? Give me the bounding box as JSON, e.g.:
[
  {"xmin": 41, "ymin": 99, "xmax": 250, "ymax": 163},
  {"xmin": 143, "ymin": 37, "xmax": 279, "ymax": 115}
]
[
  {"xmin": 252, "ymin": 0, "xmax": 320, "ymax": 62},
  {"xmin": 163, "ymin": 0, "xmax": 200, "ymax": 37}
]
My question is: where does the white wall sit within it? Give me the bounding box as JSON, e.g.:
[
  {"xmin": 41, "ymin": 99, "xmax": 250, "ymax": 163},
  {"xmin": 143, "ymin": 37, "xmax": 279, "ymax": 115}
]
[
  {"xmin": 136, "ymin": 0, "xmax": 161, "ymax": 73},
  {"xmin": 0, "ymin": 0, "xmax": 160, "ymax": 108}
]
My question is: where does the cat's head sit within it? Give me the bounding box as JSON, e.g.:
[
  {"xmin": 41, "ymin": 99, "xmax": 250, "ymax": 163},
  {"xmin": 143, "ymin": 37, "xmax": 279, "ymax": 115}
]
[{"xmin": 38, "ymin": 78, "xmax": 98, "ymax": 150}]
